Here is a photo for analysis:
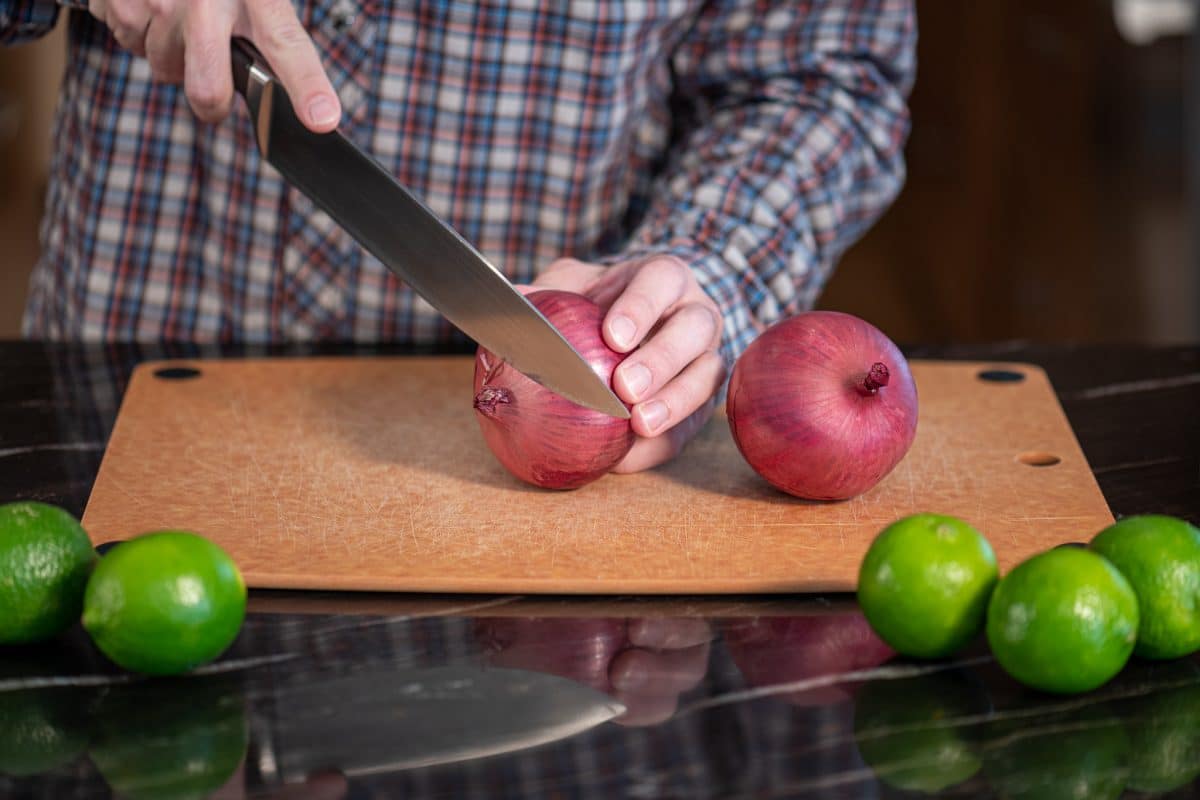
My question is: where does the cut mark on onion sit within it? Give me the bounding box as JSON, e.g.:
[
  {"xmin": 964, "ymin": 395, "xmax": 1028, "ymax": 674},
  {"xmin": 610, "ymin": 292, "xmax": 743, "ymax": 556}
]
[
  {"xmin": 1017, "ymin": 451, "xmax": 1062, "ymax": 467},
  {"xmin": 977, "ymin": 369, "xmax": 1026, "ymax": 383}
]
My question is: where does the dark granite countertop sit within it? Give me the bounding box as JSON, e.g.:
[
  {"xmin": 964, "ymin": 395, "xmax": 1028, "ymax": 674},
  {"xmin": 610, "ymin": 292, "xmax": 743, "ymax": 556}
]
[{"xmin": 1, "ymin": 341, "xmax": 1198, "ymax": 799}]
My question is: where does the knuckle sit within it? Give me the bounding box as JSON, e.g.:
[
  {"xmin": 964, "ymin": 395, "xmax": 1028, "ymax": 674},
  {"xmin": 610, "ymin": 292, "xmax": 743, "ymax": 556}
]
[
  {"xmin": 683, "ymin": 302, "xmax": 720, "ymax": 341},
  {"xmin": 620, "ymin": 291, "xmax": 658, "ymax": 328},
  {"xmin": 260, "ymin": 16, "xmax": 311, "ymax": 52},
  {"xmin": 699, "ymin": 303, "xmax": 723, "ymax": 348},
  {"xmin": 644, "ymin": 338, "xmax": 683, "ymax": 377},
  {"xmin": 186, "ymin": 79, "xmax": 226, "ymax": 116},
  {"xmin": 186, "ymin": 71, "xmax": 220, "ymax": 103},
  {"xmin": 109, "ymin": 1, "xmax": 146, "ymax": 30},
  {"xmin": 697, "ymin": 350, "xmax": 725, "ymax": 377},
  {"xmin": 647, "ymin": 255, "xmax": 690, "ymax": 290}
]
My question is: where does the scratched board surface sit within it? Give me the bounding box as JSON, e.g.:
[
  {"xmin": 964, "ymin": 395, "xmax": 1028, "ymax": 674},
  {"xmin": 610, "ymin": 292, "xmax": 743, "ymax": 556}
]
[{"xmin": 81, "ymin": 357, "xmax": 1113, "ymax": 593}]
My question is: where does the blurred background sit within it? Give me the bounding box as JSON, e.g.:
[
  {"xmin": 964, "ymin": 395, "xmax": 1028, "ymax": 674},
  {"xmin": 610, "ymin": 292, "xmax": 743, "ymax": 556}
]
[{"xmin": 0, "ymin": 0, "xmax": 1195, "ymax": 344}]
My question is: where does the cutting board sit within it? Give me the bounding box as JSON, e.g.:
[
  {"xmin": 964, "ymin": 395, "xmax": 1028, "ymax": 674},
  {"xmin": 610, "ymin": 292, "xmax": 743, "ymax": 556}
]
[{"xmin": 81, "ymin": 357, "xmax": 1113, "ymax": 594}]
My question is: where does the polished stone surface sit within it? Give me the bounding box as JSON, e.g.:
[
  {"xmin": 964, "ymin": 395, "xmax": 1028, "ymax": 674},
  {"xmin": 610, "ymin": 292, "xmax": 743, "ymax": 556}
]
[{"xmin": 1, "ymin": 341, "xmax": 1198, "ymax": 799}]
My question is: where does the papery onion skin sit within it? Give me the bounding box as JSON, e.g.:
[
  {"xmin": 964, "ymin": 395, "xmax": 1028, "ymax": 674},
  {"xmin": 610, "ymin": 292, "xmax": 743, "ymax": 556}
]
[
  {"xmin": 727, "ymin": 311, "xmax": 918, "ymax": 500},
  {"xmin": 473, "ymin": 290, "xmax": 635, "ymax": 490}
]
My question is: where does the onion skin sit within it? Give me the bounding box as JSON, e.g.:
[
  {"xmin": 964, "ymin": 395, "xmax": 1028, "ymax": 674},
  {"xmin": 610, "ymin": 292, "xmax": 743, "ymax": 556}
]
[
  {"xmin": 473, "ymin": 617, "xmax": 628, "ymax": 693},
  {"xmin": 473, "ymin": 290, "xmax": 634, "ymax": 490},
  {"xmin": 721, "ymin": 613, "xmax": 896, "ymax": 707},
  {"xmin": 727, "ymin": 311, "xmax": 918, "ymax": 500}
]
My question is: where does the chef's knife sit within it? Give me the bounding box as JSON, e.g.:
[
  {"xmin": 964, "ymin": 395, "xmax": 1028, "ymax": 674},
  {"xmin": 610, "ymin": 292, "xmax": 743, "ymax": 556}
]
[
  {"xmin": 260, "ymin": 666, "xmax": 626, "ymax": 779},
  {"xmin": 230, "ymin": 39, "xmax": 629, "ymax": 419}
]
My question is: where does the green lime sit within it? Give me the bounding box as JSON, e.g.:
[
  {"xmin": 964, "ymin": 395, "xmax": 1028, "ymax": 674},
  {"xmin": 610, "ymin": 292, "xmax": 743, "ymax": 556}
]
[
  {"xmin": 1090, "ymin": 514, "xmax": 1200, "ymax": 660},
  {"xmin": 0, "ymin": 684, "xmax": 90, "ymax": 777},
  {"xmin": 982, "ymin": 704, "xmax": 1130, "ymax": 800},
  {"xmin": 858, "ymin": 513, "xmax": 998, "ymax": 658},
  {"xmin": 0, "ymin": 501, "xmax": 97, "ymax": 644},
  {"xmin": 89, "ymin": 676, "xmax": 248, "ymax": 800},
  {"xmin": 987, "ymin": 547, "xmax": 1138, "ymax": 694},
  {"xmin": 0, "ymin": 644, "xmax": 96, "ymax": 776},
  {"xmin": 853, "ymin": 669, "xmax": 990, "ymax": 793},
  {"xmin": 82, "ymin": 531, "xmax": 246, "ymax": 676},
  {"xmin": 1111, "ymin": 659, "xmax": 1200, "ymax": 793}
]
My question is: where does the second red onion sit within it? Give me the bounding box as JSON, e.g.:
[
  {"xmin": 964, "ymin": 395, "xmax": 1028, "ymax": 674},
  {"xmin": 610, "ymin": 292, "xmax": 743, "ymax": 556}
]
[{"xmin": 727, "ymin": 311, "xmax": 918, "ymax": 500}]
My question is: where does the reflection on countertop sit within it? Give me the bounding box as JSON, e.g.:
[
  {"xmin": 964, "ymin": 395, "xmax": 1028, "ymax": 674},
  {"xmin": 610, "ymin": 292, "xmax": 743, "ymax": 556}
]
[{"xmin": 2, "ymin": 603, "xmax": 1198, "ymax": 798}]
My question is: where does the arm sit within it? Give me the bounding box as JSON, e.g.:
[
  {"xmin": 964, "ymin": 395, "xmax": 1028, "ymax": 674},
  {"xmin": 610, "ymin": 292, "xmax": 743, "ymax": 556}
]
[
  {"xmin": 617, "ymin": 0, "xmax": 917, "ymax": 366},
  {"xmin": 537, "ymin": 0, "xmax": 915, "ymax": 472}
]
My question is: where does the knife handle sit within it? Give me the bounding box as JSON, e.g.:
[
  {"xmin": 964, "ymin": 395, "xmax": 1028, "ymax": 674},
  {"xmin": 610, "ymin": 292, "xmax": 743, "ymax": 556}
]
[{"xmin": 231, "ymin": 37, "xmax": 271, "ymax": 100}]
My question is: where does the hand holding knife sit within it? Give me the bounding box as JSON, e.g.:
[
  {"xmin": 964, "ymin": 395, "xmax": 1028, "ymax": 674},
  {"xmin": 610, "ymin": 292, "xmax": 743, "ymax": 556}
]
[{"xmin": 229, "ymin": 38, "xmax": 629, "ymax": 419}]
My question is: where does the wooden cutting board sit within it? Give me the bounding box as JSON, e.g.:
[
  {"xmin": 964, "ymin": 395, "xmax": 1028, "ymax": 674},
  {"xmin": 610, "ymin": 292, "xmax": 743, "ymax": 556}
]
[{"xmin": 81, "ymin": 357, "xmax": 1113, "ymax": 594}]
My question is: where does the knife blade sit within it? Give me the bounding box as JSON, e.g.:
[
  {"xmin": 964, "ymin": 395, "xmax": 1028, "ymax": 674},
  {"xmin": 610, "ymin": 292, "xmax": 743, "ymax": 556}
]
[
  {"xmin": 229, "ymin": 39, "xmax": 629, "ymax": 419},
  {"xmin": 263, "ymin": 666, "xmax": 626, "ymax": 779}
]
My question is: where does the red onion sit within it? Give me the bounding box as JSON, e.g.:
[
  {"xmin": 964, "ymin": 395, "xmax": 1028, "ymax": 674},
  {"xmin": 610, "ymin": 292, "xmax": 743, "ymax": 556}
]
[
  {"xmin": 721, "ymin": 613, "xmax": 896, "ymax": 706},
  {"xmin": 727, "ymin": 311, "xmax": 918, "ymax": 500},
  {"xmin": 473, "ymin": 290, "xmax": 634, "ymax": 489},
  {"xmin": 473, "ymin": 617, "xmax": 628, "ymax": 693}
]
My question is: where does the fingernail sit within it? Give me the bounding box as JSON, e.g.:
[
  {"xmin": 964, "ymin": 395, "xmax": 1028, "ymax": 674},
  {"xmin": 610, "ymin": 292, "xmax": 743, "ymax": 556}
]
[
  {"xmin": 308, "ymin": 96, "xmax": 340, "ymax": 128},
  {"xmin": 639, "ymin": 399, "xmax": 668, "ymax": 433},
  {"xmin": 609, "ymin": 315, "xmax": 636, "ymax": 349},
  {"xmin": 621, "ymin": 362, "xmax": 651, "ymax": 399}
]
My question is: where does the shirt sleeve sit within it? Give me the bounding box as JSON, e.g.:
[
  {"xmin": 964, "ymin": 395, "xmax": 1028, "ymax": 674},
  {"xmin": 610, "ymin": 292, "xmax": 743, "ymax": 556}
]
[
  {"xmin": 0, "ymin": 0, "xmax": 70, "ymax": 45},
  {"xmin": 613, "ymin": 0, "xmax": 916, "ymax": 366}
]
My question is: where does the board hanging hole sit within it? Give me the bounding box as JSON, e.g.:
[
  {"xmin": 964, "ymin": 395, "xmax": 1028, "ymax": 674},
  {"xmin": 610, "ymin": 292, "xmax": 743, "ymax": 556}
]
[
  {"xmin": 1018, "ymin": 451, "xmax": 1061, "ymax": 467},
  {"xmin": 978, "ymin": 369, "xmax": 1026, "ymax": 383},
  {"xmin": 154, "ymin": 366, "xmax": 202, "ymax": 380}
]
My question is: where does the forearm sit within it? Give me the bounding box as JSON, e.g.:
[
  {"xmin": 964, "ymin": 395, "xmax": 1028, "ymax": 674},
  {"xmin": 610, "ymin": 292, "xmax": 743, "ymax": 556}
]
[{"xmin": 613, "ymin": 0, "xmax": 917, "ymax": 365}]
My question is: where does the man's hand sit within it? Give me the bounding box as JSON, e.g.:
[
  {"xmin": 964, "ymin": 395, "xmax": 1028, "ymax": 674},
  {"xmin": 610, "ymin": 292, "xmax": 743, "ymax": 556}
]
[
  {"xmin": 88, "ymin": 0, "xmax": 341, "ymax": 131},
  {"xmin": 474, "ymin": 616, "xmax": 713, "ymax": 727},
  {"xmin": 533, "ymin": 255, "xmax": 726, "ymax": 472}
]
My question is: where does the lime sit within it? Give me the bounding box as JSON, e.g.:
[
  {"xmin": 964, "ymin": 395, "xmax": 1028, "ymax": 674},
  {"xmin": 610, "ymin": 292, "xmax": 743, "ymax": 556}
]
[
  {"xmin": 987, "ymin": 547, "xmax": 1138, "ymax": 694},
  {"xmin": 0, "ymin": 501, "xmax": 97, "ymax": 644},
  {"xmin": 1111, "ymin": 659, "xmax": 1200, "ymax": 793},
  {"xmin": 81, "ymin": 531, "xmax": 246, "ymax": 676},
  {"xmin": 853, "ymin": 669, "xmax": 989, "ymax": 793},
  {"xmin": 0, "ymin": 684, "xmax": 90, "ymax": 777},
  {"xmin": 982, "ymin": 703, "xmax": 1130, "ymax": 800},
  {"xmin": 858, "ymin": 513, "xmax": 998, "ymax": 658},
  {"xmin": 0, "ymin": 644, "xmax": 95, "ymax": 776},
  {"xmin": 89, "ymin": 675, "xmax": 248, "ymax": 800},
  {"xmin": 1090, "ymin": 514, "xmax": 1200, "ymax": 660}
]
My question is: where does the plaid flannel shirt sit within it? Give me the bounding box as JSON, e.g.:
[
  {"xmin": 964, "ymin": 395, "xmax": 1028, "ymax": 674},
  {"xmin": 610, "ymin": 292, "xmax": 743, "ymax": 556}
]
[{"xmin": 4, "ymin": 0, "xmax": 914, "ymax": 364}]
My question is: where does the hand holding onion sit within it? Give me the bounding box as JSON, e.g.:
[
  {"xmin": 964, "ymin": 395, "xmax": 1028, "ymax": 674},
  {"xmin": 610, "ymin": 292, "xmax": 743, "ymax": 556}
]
[
  {"xmin": 474, "ymin": 616, "xmax": 712, "ymax": 726},
  {"xmin": 727, "ymin": 311, "xmax": 918, "ymax": 500},
  {"xmin": 532, "ymin": 256, "xmax": 727, "ymax": 472},
  {"xmin": 473, "ymin": 255, "xmax": 727, "ymax": 488}
]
